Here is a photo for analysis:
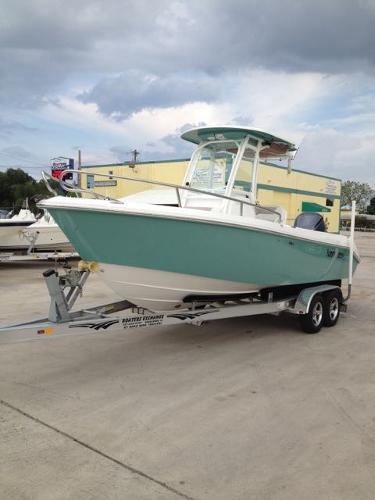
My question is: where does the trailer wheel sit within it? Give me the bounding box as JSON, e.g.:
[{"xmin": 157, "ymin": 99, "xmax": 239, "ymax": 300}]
[
  {"xmin": 299, "ymin": 294, "xmax": 324, "ymax": 334},
  {"xmin": 322, "ymin": 289, "xmax": 341, "ymax": 327}
]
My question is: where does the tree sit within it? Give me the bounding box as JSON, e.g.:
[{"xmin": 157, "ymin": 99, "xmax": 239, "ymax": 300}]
[
  {"xmin": 367, "ymin": 197, "xmax": 375, "ymax": 215},
  {"xmin": 0, "ymin": 168, "xmax": 51, "ymax": 213},
  {"xmin": 341, "ymin": 181, "xmax": 374, "ymax": 212}
]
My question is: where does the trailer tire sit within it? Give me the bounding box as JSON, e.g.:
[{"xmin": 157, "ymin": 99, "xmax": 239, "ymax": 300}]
[
  {"xmin": 322, "ymin": 289, "xmax": 341, "ymax": 327},
  {"xmin": 299, "ymin": 294, "xmax": 324, "ymax": 334}
]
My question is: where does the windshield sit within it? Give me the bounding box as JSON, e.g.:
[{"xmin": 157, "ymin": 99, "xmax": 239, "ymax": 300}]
[{"xmin": 189, "ymin": 142, "xmax": 238, "ymax": 192}]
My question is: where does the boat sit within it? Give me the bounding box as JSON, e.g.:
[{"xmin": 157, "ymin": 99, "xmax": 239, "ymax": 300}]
[
  {"xmin": 39, "ymin": 126, "xmax": 360, "ymax": 311},
  {"xmin": 19, "ymin": 211, "xmax": 74, "ymax": 252},
  {"xmin": 0, "ymin": 207, "xmax": 36, "ymax": 250},
  {"xmin": 0, "ymin": 205, "xmax": 74, "ymax": 252}
]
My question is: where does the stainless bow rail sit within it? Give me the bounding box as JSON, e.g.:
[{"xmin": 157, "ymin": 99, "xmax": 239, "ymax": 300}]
[{"xmin": 42, "ymin": 169, "xmax": 282, "ymax": 222}]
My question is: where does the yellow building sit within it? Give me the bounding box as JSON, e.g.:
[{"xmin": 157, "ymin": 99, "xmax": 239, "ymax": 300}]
[{"xmin": 81, "ymin": 159, "xmax": 341, "ymax": 232}]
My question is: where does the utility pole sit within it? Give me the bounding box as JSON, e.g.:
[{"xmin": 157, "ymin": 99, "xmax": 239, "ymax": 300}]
[
  {"xmin": 129, "ymin": 149, "xmax": 140, "ymax": 167},
  {"xmin": 77, "ymin": 149, "xmax": 81, "ymax": 188}
]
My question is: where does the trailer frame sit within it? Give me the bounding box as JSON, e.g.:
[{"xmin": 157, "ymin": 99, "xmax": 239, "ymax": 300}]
[
  {"xmin": 0, "ymin": 264, "xmax": 345, "ymax": 342},
  {"xmin": 0, "ymin": 251, "xmax": 79, "ymax": 263}
]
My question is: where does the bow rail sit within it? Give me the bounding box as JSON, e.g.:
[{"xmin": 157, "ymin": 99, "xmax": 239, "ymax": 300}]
[{"xmin": 42, "ymin": 169, "xmax": 282, "ymax": 222}]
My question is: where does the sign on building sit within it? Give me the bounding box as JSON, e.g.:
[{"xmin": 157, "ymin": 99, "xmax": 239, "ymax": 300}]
[
  {"xmin": 94, "ymin": 180, "xmax": 118, "ymax": 187},
  {"xmin": 51, "ymin": 157, "xmax": 74, "ymax": 180}
]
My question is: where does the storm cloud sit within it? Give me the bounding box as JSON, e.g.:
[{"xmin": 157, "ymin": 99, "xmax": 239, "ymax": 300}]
[
  {"xmin": 1, "ymin": 0, "xmax": 375, "ymax": 112},
  {"xmin": 80, "ymin": 71, "xmax": 219, "ymax": 117},
  {"xmin": 1, "ymin": 0, "xmax": 375, "ymax": 183}
]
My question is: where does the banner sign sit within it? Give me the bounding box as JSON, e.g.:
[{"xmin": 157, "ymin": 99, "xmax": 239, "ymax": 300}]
[{"xmin": 51, "ymin": 157, "xmax": 74, "ymax": 180}]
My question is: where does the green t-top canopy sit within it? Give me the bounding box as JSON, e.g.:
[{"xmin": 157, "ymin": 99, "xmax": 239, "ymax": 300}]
[{"xmin": 181, "ymin": 126, "xmax": 296, "ymax": 149}]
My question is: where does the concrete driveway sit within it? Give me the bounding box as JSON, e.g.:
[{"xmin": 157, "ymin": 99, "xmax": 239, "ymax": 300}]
[{"xmin": 0, "ymin": 233, "xmax": 374, "ymax": 500}]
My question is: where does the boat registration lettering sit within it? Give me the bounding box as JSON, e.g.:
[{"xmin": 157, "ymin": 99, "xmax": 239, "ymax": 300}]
[
  {"xmin": 326, "ymin": 248, "xmax": 344, "ymax": 259},
  {"xmin": 121, "ymin": 314, "xmax": 164, "ymax": 329},
  {"xmin": 326, "ymin": 249, "xmax": 336, "ymax": 258}
]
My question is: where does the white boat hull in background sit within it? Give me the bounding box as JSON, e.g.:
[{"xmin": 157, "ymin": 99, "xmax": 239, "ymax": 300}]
[
  {"xmin": 0, "ymin": 208, "xmax": 35, "ymax": 250},
  {"xmin": 0, "ymin": 212, "xmax": 74, "ymax": 252},
  {"xmin": 0, "ymin": 225, "xmax": 34, "ymax": 249},
  {"xmin": 99, "ymin": 263, "xmax": 261, "ymax": 311},
  {"xmin": 20, "ymin": 223, "xmax": 74, "ymax": 251}
]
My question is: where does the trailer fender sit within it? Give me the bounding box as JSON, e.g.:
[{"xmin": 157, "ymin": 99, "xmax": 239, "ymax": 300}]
[{"xmin": 292, "ymin": 284, "xmax": 342, "ymax": 315}]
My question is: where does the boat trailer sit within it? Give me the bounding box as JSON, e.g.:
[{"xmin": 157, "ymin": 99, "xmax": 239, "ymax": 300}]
[
  {"xmin": 0, "ymin": 261, "xmax": 347, "ymax": 343},
  {"xmin": 0, "ymin": 231, "xmax": 78, "ymax": 263},
  {"xmin": 0, "ymin": 251, "xmax": 79, "ymax": 263}
]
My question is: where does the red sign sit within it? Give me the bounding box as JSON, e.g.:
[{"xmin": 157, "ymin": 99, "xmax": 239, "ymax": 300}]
[{"xmin": 51, "ymin": 169, "xmax": 65, "ymax": 180}]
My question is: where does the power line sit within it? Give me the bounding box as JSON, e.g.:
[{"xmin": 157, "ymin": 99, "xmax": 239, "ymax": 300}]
[
  {"xmin": 0, "ymin": 165, "xmax": 44, "ymax": 169},
  {"xmin": 0, "ymin": 152, "xmax": 42, "ymax": 161}
]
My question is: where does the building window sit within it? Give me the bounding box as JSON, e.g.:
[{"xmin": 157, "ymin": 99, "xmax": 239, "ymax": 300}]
[
  {"xmin": 87, "ymin": 175, "xmax": 95, "ymax": 189},
  {"xmin": 109, "ymin": 170, "xmax": 113, "ymax": 179},
  {"xmin": 326, "ymin": 198, "xmax": 334, "ymax": 207}
]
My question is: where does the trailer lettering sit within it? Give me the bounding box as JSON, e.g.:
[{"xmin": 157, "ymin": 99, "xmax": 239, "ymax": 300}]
[{"xmin": 121, "ymin": 314, "xmax": 164, "ymax": 329}]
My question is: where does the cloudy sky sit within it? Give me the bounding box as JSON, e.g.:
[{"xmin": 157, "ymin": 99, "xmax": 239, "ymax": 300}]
[{"xmin": 1, "ymin": 0, "xmax": 374, "ymax": 184}]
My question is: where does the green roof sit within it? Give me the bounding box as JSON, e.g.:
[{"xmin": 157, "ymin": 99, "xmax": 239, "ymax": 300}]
[
  {"xmin": 264, "ymin": 161, "xmax": 341, "ymax": 182},
  {"xmin": 81, "ymin": 158, "xmax": 191, "ymax": 169},
  {"xmin": 81, "ymin": 158, "xmax": 340, "ymax": 182}
]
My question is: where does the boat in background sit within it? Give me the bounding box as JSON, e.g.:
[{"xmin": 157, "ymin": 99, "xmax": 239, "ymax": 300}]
[
  {"xmin": 40, "ymin": 126, "xmax": 360, "ymax": 311},
  {"xmin": 0, "ymin": 207, "xmax": 36, "ymax": 250},
  {"xmin": 19, "ymin": 211, "xmax": 74, "ymax": 252},
  {"xmin": 0, "ymin": 202, "xmax": 74, "ymax": 253}
]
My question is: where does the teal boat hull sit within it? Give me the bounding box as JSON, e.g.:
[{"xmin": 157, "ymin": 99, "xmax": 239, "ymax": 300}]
[{"xmin": 48, "ymin": 207, "xmax": 357, "ymax": 290}]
